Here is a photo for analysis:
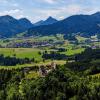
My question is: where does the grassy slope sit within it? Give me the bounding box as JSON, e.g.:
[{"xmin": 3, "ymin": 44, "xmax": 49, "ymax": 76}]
[
  {"xmin": 0, "ymin": 43, "xmax": 85, "ymax": 61},
  {"xmin": 61, "ymin": 44, "xmax": 85, "ymax": 56},
  {"xmin": 0, "ymin": 48, "xmax": 42, "ymax": 61},
  {"xmin": 66, "ymin": 48, "xmax": 85, "ymax": 55}
]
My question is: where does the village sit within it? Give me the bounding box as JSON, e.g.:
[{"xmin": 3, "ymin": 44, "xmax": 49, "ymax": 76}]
[{"xmin": 4, "ymin": 40, "xmax": 65, "ymax": 48}]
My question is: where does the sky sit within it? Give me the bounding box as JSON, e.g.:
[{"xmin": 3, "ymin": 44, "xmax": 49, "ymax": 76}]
[{"xmin": 0, "ymin": 0, "xmax": 100, "ymax": 23}]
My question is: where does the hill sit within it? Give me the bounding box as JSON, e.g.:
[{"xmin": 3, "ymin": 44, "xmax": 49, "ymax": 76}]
[
  {"xmin": 25, "ymin": 12, "xmax": 100, "ymax": 37},
  {"xmin": 18, "ymin": 18, "xmax": 34, "ymax": 29},
  {"xmin": 0, "ymin": 15, "xmax": 34, "ymax": 38},
  {"xmin": 0, "ymin": 12, "xmax": 100, "ymax": 38}
]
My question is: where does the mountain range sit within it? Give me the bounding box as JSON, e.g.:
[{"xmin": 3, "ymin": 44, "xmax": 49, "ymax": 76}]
[
  {"xmin": 25, "ymin": 12, "xmax": 100, "ymax": 37},
  {"xmin": 0, "ymin": 12, "xmax": 100, "ymax": 38},
  {"xmin": 0, "ymin": 15, "xmax": 58, "ymax": 38},
  {"xmin": 0, "ymin": 15, "xmax": 34, "ymax": 38}
]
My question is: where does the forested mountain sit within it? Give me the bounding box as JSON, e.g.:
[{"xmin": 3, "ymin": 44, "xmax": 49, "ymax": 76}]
[
  {"xmin": 18, "ymin": 18, "xmax": 34, "ymax": 29},
  {"xmin": 25, "ymin": 12, "xmax": 100, "ymax": 37},
  {"xmin": 34, "ymin": 16, "xmax": 58, "ymax": 26},
  {"xmin": 0, "ymin": 15, "xmax": 34, "ymax": 38},
  {"xmin": 0, "ymin": 12, "xmax": 100, "ymax": 38}
]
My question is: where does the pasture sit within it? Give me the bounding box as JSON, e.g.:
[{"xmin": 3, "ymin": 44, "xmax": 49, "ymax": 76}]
[{"xmin": 0, "ymin": 48, "xmax": 43, "ymax": 61}]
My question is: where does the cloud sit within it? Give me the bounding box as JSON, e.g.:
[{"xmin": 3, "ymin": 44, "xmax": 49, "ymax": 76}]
[
  {"xmin": 65, "ymin": 5, "xmax": 81, "ymax": 14},
  {"xmin": 0, "ymin": 0, "xmax": 100, "ymax": 22},
  {"xmin": 6, "ymin": 9, "xmax": 20, "ymax": 14},
  {"xmin": 0, "ymin": 9, "xmax": 24, "ymax": 19},
  {"xmin": 43, "ymin": 0, "xmax": 55, "ymax": 4},
  {"xmin": 32, "ymin": 4, "xmax": 81, "ymax": 18},
  {"xmin": 0, "ymin": 0, "xmax": 8, "ymax": 3},
  {"xmin": 59, "ymin": 16, "xmax": 65, "ymax": 20},
  {"xmin": 31, "ymin": 3, "xmax": 100, "ymax": 22}
]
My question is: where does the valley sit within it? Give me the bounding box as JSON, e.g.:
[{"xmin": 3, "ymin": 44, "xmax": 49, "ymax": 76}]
[
  {"xmin": 0, "ymin": 33, "xmax": 99, "ymax": 69},
  {"xmin": 0, "ymin": 11, "xmax": 100, "ymax": 100}
]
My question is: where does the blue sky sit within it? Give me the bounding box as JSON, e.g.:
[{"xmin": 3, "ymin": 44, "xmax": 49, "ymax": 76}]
[{"xmin": 0, "ymin": 0, "xmax": 100, "ymax": 23}]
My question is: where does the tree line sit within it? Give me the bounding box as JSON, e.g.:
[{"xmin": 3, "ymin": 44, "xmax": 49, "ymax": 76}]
[{"xmin": 0, "ymin": 54, "xmax": 35, "ymax": 66}]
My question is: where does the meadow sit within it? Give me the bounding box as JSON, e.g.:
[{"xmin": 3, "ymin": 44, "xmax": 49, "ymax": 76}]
[
  {"xmin": 0, "ymin": 45, "xmax": 85, "ymax": 59},
  {"xmin": 0, "ymin": 37, "xmax": 86, "ymax": 70},
  {"xmin": 0, "ymin": 48, "xmax": 42, "ymax": 61}
]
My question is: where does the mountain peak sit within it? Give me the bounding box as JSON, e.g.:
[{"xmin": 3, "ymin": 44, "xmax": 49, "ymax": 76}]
[
  {"xmin": 34, "ymin": 17, "xmax": 58, "ymax": 26},
  {"xmin": 47, "ymin": 16, "xmax": 54, "ymax": 19},
  {"xmin": 19, "ymin": 18, "xmax": 33, "ymax": 29},
  {"xmin": 19, "ymin": 18, "xmax": 28, "ymax": 21},
  {"xmin": 0, "ymin": 15, "xmax": 15, "ymax": 20},
  {"xmin": 1, "ymin": 15, "xmax": 12, "ymax": 18},
  {"xmin": 19, "ymin": 18, "xmax": 32, "ymax": 23},
  {"xmin": 0, "ymin": 15, "xmax": 17, "ymax": 24},
  {"xmin": 48, "ymin": 16, "xmax": 53, "ymax": 19},
  {"xmin": 46, "ymin": 16, "xmax": 57, "ymax": 22}
]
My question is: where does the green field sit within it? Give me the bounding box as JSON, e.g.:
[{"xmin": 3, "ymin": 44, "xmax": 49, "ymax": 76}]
[
  {"xmin": 60, "ymin": 43, "xmax": 85, "ymax": 55},
  {"xmin": 0, "ymin": 44, "xmax": 85, "ymax": 59},
  {"xmin": 0, "ymin": 48, "xmax": 43, "ymax": 61},
  {"xmin": 65, "ymin": 48, "xmax": 85, "ymax": 55},
  {"xmin": 0, "ymin": 42, "xmax": 85, "ymax": 70}
]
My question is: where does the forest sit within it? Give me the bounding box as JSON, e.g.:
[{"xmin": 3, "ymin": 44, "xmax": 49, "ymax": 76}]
[
  {"xmin": 0, "ymin": 54, "xmax": 35, "ymax": 66},
  {"xmin": 0, "ymin": 48, "xmax": 100, "ymax": 100}
]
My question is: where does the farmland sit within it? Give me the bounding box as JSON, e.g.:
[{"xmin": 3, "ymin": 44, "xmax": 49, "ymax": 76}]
[
  {"xmin": 0, "ymin": 36, "xmax": 99, "ymax": 100},
  {"xmin": 0, "ymin": 48, "xmax": 42, "ymax": 61},
  {"xmin": 0, "ymin": 45, "xmax": 85, "ymax": 60},
  {"xmin": 0, "ymin": 34, "xmax": 99, "ymax": 70}
]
